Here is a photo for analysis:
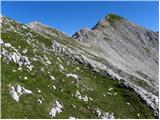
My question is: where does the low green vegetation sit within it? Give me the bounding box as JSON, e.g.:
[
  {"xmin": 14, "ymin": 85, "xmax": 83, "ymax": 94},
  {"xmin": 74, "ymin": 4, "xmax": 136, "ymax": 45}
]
[
  {"xmin": 1, "ymin": 17, "xmax": 156, "ymax": 119},
  {"xmin": 106, "ymin": 13, "xmax": 124, "ymax": 25}
]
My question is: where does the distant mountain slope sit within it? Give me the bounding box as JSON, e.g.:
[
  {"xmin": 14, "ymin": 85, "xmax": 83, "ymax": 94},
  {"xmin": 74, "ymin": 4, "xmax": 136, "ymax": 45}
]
[{"xmin": 1, "ymin": 14, "xmax": 158, "ymax": 119}]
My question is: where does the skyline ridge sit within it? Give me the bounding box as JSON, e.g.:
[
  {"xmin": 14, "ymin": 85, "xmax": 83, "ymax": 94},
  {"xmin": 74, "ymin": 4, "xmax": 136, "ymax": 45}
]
[{"xmin": 2, "ymin": 1, "xmax": 158, "ymax": 36}]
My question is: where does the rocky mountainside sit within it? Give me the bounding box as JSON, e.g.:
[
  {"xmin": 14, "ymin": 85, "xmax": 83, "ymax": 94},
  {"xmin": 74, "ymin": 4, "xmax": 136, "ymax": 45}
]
[
  {"xmin": 1, "ymin": 14, "xmax": 159, "ymax": 119},
  {"xmin": 72, "ymin": 13, "xmax": 159, "ymax": 112}
]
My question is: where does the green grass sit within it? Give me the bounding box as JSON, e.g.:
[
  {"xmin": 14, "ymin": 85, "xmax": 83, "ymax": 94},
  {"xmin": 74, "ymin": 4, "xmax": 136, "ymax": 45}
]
[
  {"xmin": 1, "ymin": 17, "xmax": 156, "ymax": 119},
  {"xmin": 1, "ymin": 55, "xmax": 156, "ymax": 119},
  {"xmin": 106, "ymin": 13, "xmax": 124, "ymax": 25}
]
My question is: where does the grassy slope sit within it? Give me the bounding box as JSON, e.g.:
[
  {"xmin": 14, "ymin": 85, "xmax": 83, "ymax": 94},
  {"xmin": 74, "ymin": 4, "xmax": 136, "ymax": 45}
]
[{"xmin": 1, "ymin": 17, "xmax": 156, "ymax": 119}]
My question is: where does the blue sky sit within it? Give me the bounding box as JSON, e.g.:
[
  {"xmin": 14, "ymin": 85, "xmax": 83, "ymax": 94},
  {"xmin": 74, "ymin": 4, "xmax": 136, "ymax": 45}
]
[{"xmin": 1, "ymin": 1, "xmax": 159, "ymax": 36}]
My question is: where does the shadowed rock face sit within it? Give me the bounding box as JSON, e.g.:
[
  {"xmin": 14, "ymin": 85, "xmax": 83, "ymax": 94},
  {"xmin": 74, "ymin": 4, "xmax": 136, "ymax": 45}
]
[{"xmin": 72, "ymin": 13, "xmax": 159, "ymax": 113}]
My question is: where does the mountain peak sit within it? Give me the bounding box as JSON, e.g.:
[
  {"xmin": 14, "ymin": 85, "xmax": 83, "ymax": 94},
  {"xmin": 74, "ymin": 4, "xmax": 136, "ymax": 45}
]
[
  {"xmin": 29, "ymin": 21, "xmax": 41, "ymax": 24},
  {"xmin": 27, "ymin": 21, "xmax": 48, "ymax": 28},
  {"xmin": 105, "ymin": 13, "xmax": 124, "ymax": 23},
  {"xmin": 92, "ymin": 13, "xmax": 124, "ymax": 30},
  {"xmin": 105, "ymin": 13, "xmax": 124, "ymax": 19}
]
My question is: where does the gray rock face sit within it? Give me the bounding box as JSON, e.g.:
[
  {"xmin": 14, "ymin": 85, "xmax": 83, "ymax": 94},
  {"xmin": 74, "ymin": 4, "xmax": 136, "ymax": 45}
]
[{"xmin": 72, "ymin": 14, "xmax": 159, "ymax": 114}]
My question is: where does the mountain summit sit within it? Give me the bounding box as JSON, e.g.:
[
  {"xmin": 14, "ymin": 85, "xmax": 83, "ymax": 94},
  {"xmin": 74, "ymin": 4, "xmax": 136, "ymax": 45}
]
[
  {"xmin": 1, "ymin": 14, "xmax": 159, "ymax": 119},
  {"xmin": 92, "ymin": 13, "xmax": 124, "ymax": 29}
]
